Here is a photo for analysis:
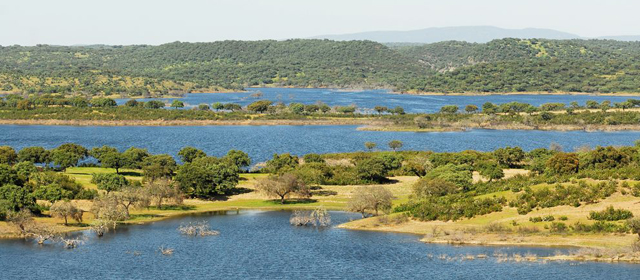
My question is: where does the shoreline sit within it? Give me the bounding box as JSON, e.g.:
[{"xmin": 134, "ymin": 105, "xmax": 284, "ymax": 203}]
[{"xmin": 5, "ymin": 119, "xmax": 640, "ymax": 132}]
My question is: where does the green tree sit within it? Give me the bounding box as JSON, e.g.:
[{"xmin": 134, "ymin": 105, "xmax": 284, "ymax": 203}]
[
  {"xmin": 175, "ymin": 157, "xmax": 240, "ymax": 198},
  {"xmin": 477, "ymin": 161, "xmax": 504, "ymax": 182},
  {"xmin": 211, "ymin": 102, "xmax": 224, "ymax": 111},
  {"xmin": 171, "ymin": 100, "xmax": 185, "ymax": 109},
  {"xmin": 464, "ymin": 104, "xmax": 478, "ymax": 113},
  {"xmin": 265, "ymin": 153, "xmax": 299, "ymax": 174},
  {"xmin": 546, "ymin": 153, "xmax": 580, "ymax": 175},
  {"xmin": 440, "ymin": 105, "xmax": 459, "ymax": 114},
  {"xmin": 100, "ymin": 152, "xmax": 128, "ymax": 174},
  {"xmin": 17, "ymin": 147, "xmax": 50, "ymax": 165},
  {"xmin": 0, "ymin": 146, "xmax": 17, "ymax": 165},
  {"xmin": 33, "ymin": 184, "xmax": 73, "ymax": 203},
  {"xmin": 247, "ymin": 100, "xmax": 273, "ymax": 113},
  {"xmin": 493, "ymin": 146, "xmax": 525, "ymax": 168},
  {"xmin": 122, "ymin": 147, "xmax": 150, "ymax": 169},
  {"xmin": 388, "ymin": 140, "xmax": 403, "ymax": 152},
  {"xmin": 223, "ymin": 150, "xmax": 251, "ymax": 169},
  {"xmin": 91, "ymin": 173, "xmax": 129, "ymax": 193},
  {"xmin": 365, "ymin": 142, "xmax": 377, "ymax": 152},
  {"xmin": 142, "ymin": 154, "xmax": 177, "ymax": 181},
  {"xmin": 178, "ymin": 147, "xmax": 207, "ymax": 163}
]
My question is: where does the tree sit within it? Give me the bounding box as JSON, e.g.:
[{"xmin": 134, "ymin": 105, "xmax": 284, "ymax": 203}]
[
  {"xmin": 355, "ymin": 157, "xmax": 388, "ymax": 183},
  {"xmin": 424, "ymin": 164, "xmax": 473, "ymax": 190},
  {"xmin": 50, "ymin": 200, "xmax": 82, "ymax": 226},
  {"xmin": 0, "ymin": 146, "xmax": 17, "ymax": 165},
  {"xmin": 144, "ymin": 100, "xmax": 165, "ymax": 109},
  {"xmin": 247, "ymin": 100, "xmax": 273, "ymax": 113},
  {"xmin": 440, "ymin": 105, "xmax": 459, "ymax": 114},
  {"xmin": 211, "ymin": 102, "xmax": 224, "ymax": 111},
  {"xmin": 546, "ymin": 153, "xmax": 580, "ymax": 175},
  {"xmin": 374, "ymin": 106, "xmax": 387, "ymax": 115},
  {"xmin": 482, "ymin": 102, "xmax": 498, "ymax": 114},
  {"xmin": 364, "ymin": 142, "xmax": 377, "ymax": 152},
  {"xmin": 142, "ymin": 178, "xmax": 183, "ymax": 209},
  {"xmin": 628, "ymin": 218, "xmax": 640, "ymax": 238},
  {"xmin": 388, "ymin": 140, "xmax": 403, "ymax": 152},
  {"xmin": 465, "ymin": 104, "xmax": 478, "ymax": 113},
  {"xmin": 171, "ymin": 100, "xmax": 184, "ymax": 109},
  {"xmin": 124, "ymin": 99, "xmax": 140, "ymax": 107},
  {"xmin": 52, "ymin": 143, "xmax": 88, "ymax": 171},
  {"xmin": 347, "ymin": 186, "xmax": 393, "ymax": 217},
  {"xmin": 265, "ymin": 153, "xmax": 299, "ymax": 174},
  {"xmin": 91, "ymin": 195, "xmax": 127, "ymax": 223},
  {"xmin": 175, "ymin": 157, "xmax": 239, "ymax": 198},
  {"xmin": 33, "ymin": 184, "xmax": 73, "ymax": 203},
  {"xmin": 111, "ymin": 187, "xmax": 145, "ymax": 219},
  {"xmin": 17, "ymin": 147, "xmax": 50, "ymax": 164},
  {"xmin": 90, "ymin": 98, "xmax": 117, "ymax": 108},
  {"xmin": 91, "ymin": 173, "xmax": 129, "ymax": 193},
  {"xmin": 178, "ymin": 147, "xmax": 207, "ymax": 163},
  {"xmin": 50, "ymin": 150, "xmax": 81, "ymax": 171},
  {"xmin": 0, "ymin": 184, "xmax": 36, "ymax": 212},
  {"xmin": 413, "ymin": 178, "xmax": 459, "ymax": 198},
  {"xmin": 122, "ymin": 147, "xmax": 150, "ymax": 169},
  {"xmin": 142, "ymin": 154, "xmax": 177, "ymax": 181},
  {"xmin": 257, "ymin": 173, "xmax": 310, "ymax": 204},
  {"xmin": 493, "ymin": 146, "xmax": 525, "ymax": 168},
  {"xmin": 198, "ymin": 104, "xmax": 210, "ymax": 111},
  {"xmin": 391, "ymin": 106, "xmax": 405, "ymax": 115},
  {"xmin": 223, "ymin": 150, "xmax": 251, "ymax": 169},
  {"xmin": 302, "ymin": 153, "xmax": 324, "ymax": 164},
  {"xmin": 476, "ymin": 161, "xmax": 504, "ymax": 182},
  {"xmin": 99, "ymin": 152, "xmax": 127, "ymax": 174}
]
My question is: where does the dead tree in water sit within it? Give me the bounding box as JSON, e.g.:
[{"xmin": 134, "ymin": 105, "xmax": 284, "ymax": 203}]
[
  {"xmin": 290, "ymin": 208, "xmax": 331, "ymax": 227},
  {"xmin": 177, "ymin": 221, "xmax": 220, "ymax": 236}
]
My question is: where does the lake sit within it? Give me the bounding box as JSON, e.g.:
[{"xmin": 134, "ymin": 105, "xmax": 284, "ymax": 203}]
[
  {"xmin": 114, "ymin": 88, "xmax": 636, "ymax": 113},
  {"xmin": 1, "ymin": 210, "xmax": 638, "ymax": 279},
  {"xmin": 3, "ymin": 125, "xmax": 640, "ymax": 163}
]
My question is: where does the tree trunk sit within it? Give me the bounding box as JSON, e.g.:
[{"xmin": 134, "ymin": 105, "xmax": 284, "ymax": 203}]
[
  {"xmin": 280, "ymin": 196, "xmax": 286, "ymax": 204},
  {"xmin": 64, "ymin": 216, "xmax": 68, "ymax": 226}
]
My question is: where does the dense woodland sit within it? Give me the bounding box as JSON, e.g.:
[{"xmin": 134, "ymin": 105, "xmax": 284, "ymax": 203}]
[{"xmin": 2, "ymin": 39, "xmax": 640, "ymax": 95}]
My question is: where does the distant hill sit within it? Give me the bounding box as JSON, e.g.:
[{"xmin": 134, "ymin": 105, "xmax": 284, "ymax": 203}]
[
  {"xmin": 3, "ymin": 38, "xmax": 640, "ymax": 95},
  {"xmin": 311, "ymin": 26, "xmax": 581, "ymax": 43},
  {"xmin": 599, "ymin": 35, "xmax": 640, "ymax": 42}
]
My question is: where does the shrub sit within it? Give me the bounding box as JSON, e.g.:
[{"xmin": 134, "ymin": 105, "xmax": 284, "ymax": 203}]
[{"xmin": 589, "ymin": 206, "xmax": 634, "ymax": 221}]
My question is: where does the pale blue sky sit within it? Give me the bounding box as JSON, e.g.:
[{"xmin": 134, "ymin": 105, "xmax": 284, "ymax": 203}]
[{"xmin": 0, "ymin": 0, "xmax": 637, "ymax": 45}]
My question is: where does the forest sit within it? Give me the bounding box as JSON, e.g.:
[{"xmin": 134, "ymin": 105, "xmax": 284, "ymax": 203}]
[{"xmin": 2, "ymin": 38, "xmax": 640, "ymax": 95}]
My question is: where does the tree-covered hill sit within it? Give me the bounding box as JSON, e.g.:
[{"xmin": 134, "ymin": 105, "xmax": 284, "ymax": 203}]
[
  {"xmin": 0, "ymin": 40, "xmax": 427, "ymax": 96},
  {"xmin": 2, "ymin": 38, "xmax": 640, "ymax": 95}
]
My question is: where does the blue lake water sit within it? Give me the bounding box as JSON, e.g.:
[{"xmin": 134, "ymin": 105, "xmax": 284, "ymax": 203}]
[
  {"xmin": 114, "ymin": 88, "xmax": 636, "ymax": 113},
  {"xmin": 0, "ymin": 210, "xmax": 638, "ymax": 279},
  {"xmin": 3, "ymin": 125, "xmax": 640, "ymax": 163}
]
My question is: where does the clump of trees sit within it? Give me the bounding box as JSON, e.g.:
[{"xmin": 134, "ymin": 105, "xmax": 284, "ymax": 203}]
[{"xmin": 589, "ymin": 206, "xmax": 634, "ymax": 221}]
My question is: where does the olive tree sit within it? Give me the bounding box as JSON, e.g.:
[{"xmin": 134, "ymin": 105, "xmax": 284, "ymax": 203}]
[
  {"xmin": 364, "ymin": 142, "xmax": 377, "ymax": 152},
  {"xmin": 91, "ymin": 173, "xmax": 129, "ymax": 193}
]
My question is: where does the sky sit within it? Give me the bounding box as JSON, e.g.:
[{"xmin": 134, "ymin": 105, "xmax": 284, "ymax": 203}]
[{"xmin": 0, "ymin": 0, "xmax": 638, "ymax": 46}]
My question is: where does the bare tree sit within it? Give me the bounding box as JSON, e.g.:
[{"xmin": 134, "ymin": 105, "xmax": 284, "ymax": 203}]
[
  {"xmin": 142, "ymin": 178, "xmax": 183, "ymax": 209},
  {"xmin": 7, "ymin": 209, "xmax": 35, "ymax": 236},
  {"xmin": 50, "ymin": 200, "xmax": 83, "ymax": 225},
  {"xmin": 347, "ymin": 186, "xmax": 394, "ymax": 217},
  {"xmin": 257, "ymin": 173, "xmax": 310, "ymax": 204}
]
